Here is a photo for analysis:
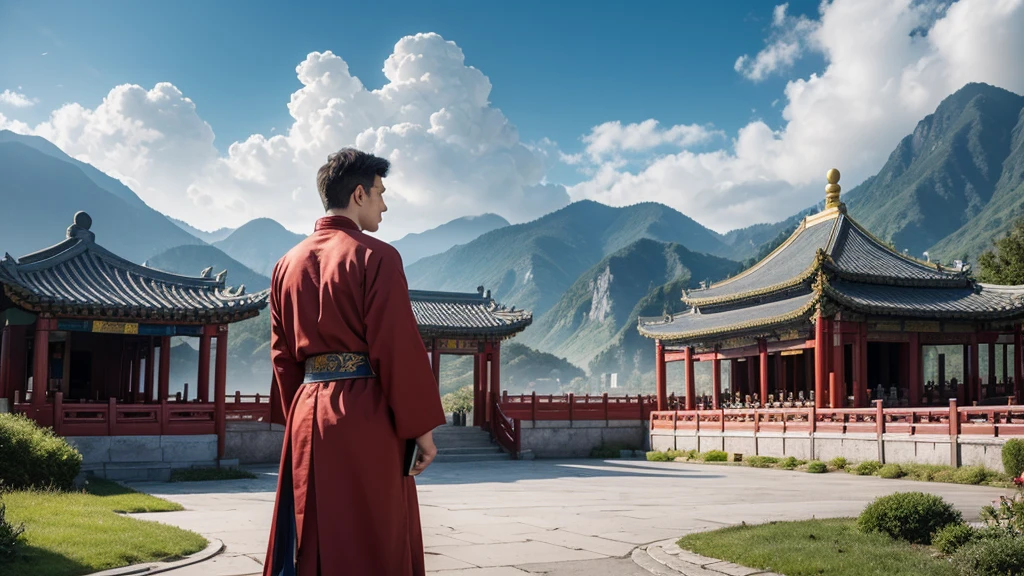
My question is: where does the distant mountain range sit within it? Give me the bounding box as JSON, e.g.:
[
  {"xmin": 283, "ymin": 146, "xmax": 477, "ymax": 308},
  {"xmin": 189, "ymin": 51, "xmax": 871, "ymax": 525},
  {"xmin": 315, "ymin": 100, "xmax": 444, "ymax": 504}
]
[
  {"xmin": 169, "ymin": 217, "xmax": 236, "ymax": 244},
  {"xmin": 391, "ymin": 213, "xmax": 510, "ymax": 266},
  {"xmin": 145, "ymin": 244, "xmax": 271, "ymax": 292},
  {"xmin": 845, "ymin": 82, "xmax": 1024, "ymax": 264},
  {"xmin": 213, "ymin": 218, "xmax": 307, "ymax": 277}
]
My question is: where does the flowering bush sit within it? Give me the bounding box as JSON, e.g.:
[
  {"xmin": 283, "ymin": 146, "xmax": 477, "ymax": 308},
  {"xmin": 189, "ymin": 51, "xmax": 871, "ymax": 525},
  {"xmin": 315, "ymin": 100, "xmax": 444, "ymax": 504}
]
[{"xmin": 980, "ymin": 473, "xmax": 1024, "ymax": 536}]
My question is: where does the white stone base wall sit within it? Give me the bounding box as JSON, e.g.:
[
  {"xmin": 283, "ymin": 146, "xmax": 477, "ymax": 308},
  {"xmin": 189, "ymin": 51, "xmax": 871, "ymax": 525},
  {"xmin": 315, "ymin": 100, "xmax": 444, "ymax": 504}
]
[
  {"xmin": 225, "ymin": 421, "xmax": 285, "ymax": 464},
  {"xmin": 650, "ymin": 428, "xmax": 1015, "ymax": 469},
  {"xmin": 66, "ymin": 434, "xmax": 219, "ymax": 481},
  {"xmin": 519, "ymin": 420, "xmax": 650, "ymax": 458}
]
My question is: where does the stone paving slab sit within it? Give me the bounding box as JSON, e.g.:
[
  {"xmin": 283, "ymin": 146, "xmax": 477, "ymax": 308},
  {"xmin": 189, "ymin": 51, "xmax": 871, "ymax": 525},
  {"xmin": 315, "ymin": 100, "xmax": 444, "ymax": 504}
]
[{"xmin": 126, "ymin": 459, "xmax": 1012, "ymax": 575}]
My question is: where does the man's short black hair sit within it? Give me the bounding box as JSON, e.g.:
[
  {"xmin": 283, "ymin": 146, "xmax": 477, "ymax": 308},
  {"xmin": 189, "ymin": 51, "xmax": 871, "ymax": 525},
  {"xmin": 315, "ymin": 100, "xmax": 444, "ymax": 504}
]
[{"xmin": 316, "ymin": 148, "xmax": 391, "ymax": 211}]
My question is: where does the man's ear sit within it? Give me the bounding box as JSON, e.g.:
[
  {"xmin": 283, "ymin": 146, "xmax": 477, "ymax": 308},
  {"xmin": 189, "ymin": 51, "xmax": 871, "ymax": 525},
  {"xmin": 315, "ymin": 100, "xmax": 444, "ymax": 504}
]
[{"xmin": 351, "ymin": 185, "xmax": 365, "ymax": 206}]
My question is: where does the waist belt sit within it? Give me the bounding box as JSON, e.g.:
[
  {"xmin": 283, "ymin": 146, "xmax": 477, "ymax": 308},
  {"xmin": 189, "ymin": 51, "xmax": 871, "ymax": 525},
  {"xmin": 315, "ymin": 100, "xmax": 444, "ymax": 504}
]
[{"xmin": 303, "ymin": 352, "xmax": 376, "ymax": 384}]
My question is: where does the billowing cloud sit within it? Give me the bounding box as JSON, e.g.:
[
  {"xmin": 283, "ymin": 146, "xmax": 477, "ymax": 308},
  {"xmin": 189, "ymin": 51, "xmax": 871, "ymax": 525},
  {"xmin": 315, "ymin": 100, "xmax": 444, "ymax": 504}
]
[
  {"xmin": 569, "ymin": 0, "xmax": 1024, "ymax": 233},
  {"xmin": 0, "ymin": 89, "xmax": 35, "ymax": 108},
  {"xmin": 582, "ymin": 120, "xmax": 722, "ymax": 163},
  {"xmin": 734, "ymin": 3, "xmax": 820, "ymax": 82},
  {"xmin": 1, "ymin": 33, "xmax": 568, "ymax": 240}
]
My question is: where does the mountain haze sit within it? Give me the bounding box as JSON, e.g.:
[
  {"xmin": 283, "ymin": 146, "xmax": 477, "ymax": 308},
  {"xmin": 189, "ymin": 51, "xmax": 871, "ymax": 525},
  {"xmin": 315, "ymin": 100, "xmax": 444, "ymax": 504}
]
[
  {"xmin": 392, "ymin": 213, "xmax": 510, "ymax": 266},
  {"xmin": 519, "ymin": 238, "xmax": 739, "ymax": 369},
  {"xmin": 146, "ymin": 244, "xmax": 271, "ymax": 292},
  {"xmin": 170, "ymin": 217, "xmax": 236, "ymax": 244},
  {"xmin": 214, "ymin": 218, "xmax": 307, "ymax": 277},
  {"xmin": 0, "ymin": 140, "xmax": 203, "ymax": 263},
  {"xmin": 405, "ymin": 200, "xmax": 739, "ymax": 318}
]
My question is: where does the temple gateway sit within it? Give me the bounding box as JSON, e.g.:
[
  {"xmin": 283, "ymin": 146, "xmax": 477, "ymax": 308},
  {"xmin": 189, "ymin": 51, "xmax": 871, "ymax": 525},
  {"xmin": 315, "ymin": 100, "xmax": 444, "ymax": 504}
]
[{"xmin": 639, "ymin": 170, "xmax": 1024, "ymax": 412}]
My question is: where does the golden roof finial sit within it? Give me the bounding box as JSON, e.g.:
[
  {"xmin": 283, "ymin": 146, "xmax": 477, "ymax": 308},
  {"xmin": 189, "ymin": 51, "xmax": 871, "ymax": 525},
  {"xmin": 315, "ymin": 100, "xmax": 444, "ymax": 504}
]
[{"xmin": 824, "ymin": 168, "xmax": 842, "ymax": 210}]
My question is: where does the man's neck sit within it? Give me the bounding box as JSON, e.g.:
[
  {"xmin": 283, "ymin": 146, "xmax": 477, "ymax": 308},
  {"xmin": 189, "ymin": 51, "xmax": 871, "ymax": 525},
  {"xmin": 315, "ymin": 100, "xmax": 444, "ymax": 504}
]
[{"xmin": 325, "ymin": 209, "xmax": 362, "ymax": 230}]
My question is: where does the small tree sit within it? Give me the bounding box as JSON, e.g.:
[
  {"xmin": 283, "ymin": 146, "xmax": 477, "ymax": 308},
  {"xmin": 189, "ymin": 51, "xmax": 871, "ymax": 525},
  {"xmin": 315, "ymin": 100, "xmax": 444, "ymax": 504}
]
[{"xmin": 978, "ymin": 219, "xmax": 1024, "ymax": 285}]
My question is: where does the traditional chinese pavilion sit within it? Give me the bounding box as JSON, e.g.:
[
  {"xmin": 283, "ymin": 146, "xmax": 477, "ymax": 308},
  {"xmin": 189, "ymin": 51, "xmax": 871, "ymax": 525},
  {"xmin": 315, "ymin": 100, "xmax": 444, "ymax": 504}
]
[
  {"xmin": 639, "ymin": 170, "xmax": 1024, "ymax": 411},
  {"xmin": 0, "ymin": 212, "xmax": 269, "ymax": 459},
  {"xmin": 412, "ymin": 288, "xmax": 533, "ymax": 427}
]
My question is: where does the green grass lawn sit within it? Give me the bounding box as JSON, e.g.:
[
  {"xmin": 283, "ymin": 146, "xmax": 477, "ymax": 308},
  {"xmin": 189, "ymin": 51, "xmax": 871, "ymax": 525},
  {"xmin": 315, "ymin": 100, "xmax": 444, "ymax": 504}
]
[
  {"xmin": 678, "ymin": 518, "xmax": 956, "ymax": 576},
  {"xmin": 2, "ymin": 478, "xmax": 207, "ymax": 576}
]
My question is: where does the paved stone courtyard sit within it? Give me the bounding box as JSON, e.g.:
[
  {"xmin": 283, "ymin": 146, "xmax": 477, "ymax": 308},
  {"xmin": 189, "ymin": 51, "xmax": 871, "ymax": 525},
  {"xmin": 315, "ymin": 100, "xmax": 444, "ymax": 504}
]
[{"xmin": 129, "ymin": 459, "xmax": 1011, "ymax": 575}]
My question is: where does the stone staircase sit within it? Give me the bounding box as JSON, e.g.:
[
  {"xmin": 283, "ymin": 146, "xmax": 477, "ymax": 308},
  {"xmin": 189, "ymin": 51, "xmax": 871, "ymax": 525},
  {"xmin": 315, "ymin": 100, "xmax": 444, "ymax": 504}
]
[{"xmin": 432, "ymin": 425, "xmax": 511, "ymax": 463}]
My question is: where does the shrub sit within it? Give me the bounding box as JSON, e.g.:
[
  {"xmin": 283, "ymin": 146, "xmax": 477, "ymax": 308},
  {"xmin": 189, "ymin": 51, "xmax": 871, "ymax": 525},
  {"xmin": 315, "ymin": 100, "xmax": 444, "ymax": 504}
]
[
  {"xmin": 746, "ymin": 456, "xmax": 779, "ymax": 468},
  {"xmin": 1002, "ymin": 438, "xmax": 1024, "ymax": 477},
  {"xmin": 951, "ymin": 534, "xmax": 1024, "ymax": 576},
  {"xmin": 646, "ymin": 451, "xmax": 671, "ymax": 462},
  {"xmin": 981, "ymin": 492, "xmax": 1024, "ymax": 536},
  {"xmin": 0, "ymin": 500, "xmax": 25, "ymax": 562},
  {"xmin": 852, "ymin": 460, "xmax": 882, "ymax": 476},
  {"xmin": 950, "ymin": 465, "xmax": 995, "ymax": 485},
  {"xmin": 440, "ymin": 385, "xmax": 474, "ymax": 414},
  {"xmin": 857, "ymin": 492, "xmax": 963, "ymax": 545},
  {"xmin": 779, "ymin": 456, "xmax": 801, "ymax": 470},
  {"xmin": 702, "ymin": 450, "xmax": 728, "ymax": 462},
  {"xmin": 877, "ymin": 463, "xmax": 905, "ymax": 479},
  {"xmin": 829, "ymin": 456, "xmax": 848, "ymax": 470},
  {"xmin": 806, "ymin": 460, "xmax": 828, "ymax": 474},
  {"xmin": 665, "ymin": 450, "xmax": 688, "ymax": 460},
  {"xmin": 901, "ymin": 463, "xmax": 950, "ymax": 482},
  {"xmin": 933, "ymin": 523, "xmax": 976, "ymax": 555},
  {"xmin": 0, "ymin": 413, "xmax": 82, "ymax": 490}
]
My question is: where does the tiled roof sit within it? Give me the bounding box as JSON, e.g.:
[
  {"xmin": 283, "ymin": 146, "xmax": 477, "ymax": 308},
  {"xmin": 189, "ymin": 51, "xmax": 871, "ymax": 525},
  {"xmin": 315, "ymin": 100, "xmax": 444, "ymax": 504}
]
[
  {"xmin": 825, "ymin": 281, "xmax": 1024, "ymax": 319},
  {"xmin": 409, "ymin": 289, "xmax": 532, "ymax": 338},
  {"xmin": 638, "ymin": 290, "xmax": 818, "ymax": 341},
  {"xmin": 684, "ymin": 210, "xmax": 966, "ymax": 306},
  {"xmin": 0, "ymin": 212, "xmax": 268, "ymax": 323},
  {"xmin": 684, "ymin": 216, "xmax": 836, "ymax": 304},
  {"xmin": 828, "ymin": 217, "xmax": 965, "ymax": 285}
]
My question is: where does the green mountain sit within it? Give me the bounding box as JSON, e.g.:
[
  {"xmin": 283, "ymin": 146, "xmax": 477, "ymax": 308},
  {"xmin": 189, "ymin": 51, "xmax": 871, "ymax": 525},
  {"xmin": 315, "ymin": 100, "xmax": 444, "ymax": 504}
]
[
  {"xmin": 519, "ymin": 238, "xmax": 740, "ymax": 370},
  {"xmin": 404, "ymin": 200, "xmax": 737, "ymax": 318},
  {"xmin": 435, "ymin": 341, "xmax": 585, "ymax": 396},
  {"xmin": 844, "ymin": 83, "xmax": 1024, "ymax": 262},
  {"xmin": 145, "ymin": 244, "xmax": 271, "ymax": 292},
  {"xmin": 392, "ymin": 213, "xmax": 510, "ymax": 266},
  {"xmin": 0, "ymin": 138, "xmax": 203, "ymax": 263},
  {"xmin": 213, "ymin": 218, "xmax": 307, "ymax": 277}
]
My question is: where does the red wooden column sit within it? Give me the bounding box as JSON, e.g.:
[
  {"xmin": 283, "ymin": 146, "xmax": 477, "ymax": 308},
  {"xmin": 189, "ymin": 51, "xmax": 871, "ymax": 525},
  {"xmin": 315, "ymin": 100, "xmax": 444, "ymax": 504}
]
[
  {"xmin": 430, "ymin": 339, "xmax": 441, "ymax": 388},
  {"xmin": 197, "ymin": 326, "xmax": 214, "ymax": 403},
  {"xmin": 970, "ymin": 336, "xmax": 981, "ymax": 404},
  {"xmin": 908, "ymin": 332, "xmax": 921, "ymax": 406},
  {"xmin": 712, "ymin": 355, "xmax": 721, "ymax": 409},
  {"xmin": 831, "ymin": 321, "xmax": 844, "ymax": 408},
  {"xmin": 655, "ymin": 341, "xmax": 667, "ymax": 410},
  {"xmin": 145, "ymin": 337, "xmax": 156, "ymax": 403},
  {"xmin": 490, "ymin": 342, "xmax": 501, "ymax": 398},
  {"xmin": 32, "ymin": 318, "xmax": 51, "ymax": 406},
  {"xmin": 1015, "ymin": 324, "xmax": 1023, "ymax": 403},
  {"xmin": 215, "ymin": 325, "xmax": 228, "ymax": 459},
  {"xmin": 158, "ymin": 336, "xmax": 171, "ymax": 402},
  {"xmin": 684, "ymin": 346, "xmax": 696, "ymax": 410},
  {"xmin": 758, "ymin": 340, "xmax": 768, "ymax": 405},
  {"xmin": 0, "ymin": 326, "xmax": 10, "ymax": 404},
  {"xmin": 814, "ymin": 315, "xmax": 826, "ymax": 408},
  {"xmin": 472, "ymin": 350, "xmax": 483, "ymax": 427}
]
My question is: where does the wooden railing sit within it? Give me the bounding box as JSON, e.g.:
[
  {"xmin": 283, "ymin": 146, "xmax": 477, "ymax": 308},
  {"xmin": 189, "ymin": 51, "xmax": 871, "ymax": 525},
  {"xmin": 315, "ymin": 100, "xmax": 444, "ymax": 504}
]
[
  {"xmin": 14, "ymin": 393, "xmax": 218, "ymax": 436},
  {"xmin": 650, "ymin": 401, "xmax": 1024, "ymax": 438},
  {"xmin": 490, "ymin": 392, "xmax": 520, "ymax": 459},
  {"xmin": 500, "ymin": 392, "xmax": 657, "ymax": 422}
]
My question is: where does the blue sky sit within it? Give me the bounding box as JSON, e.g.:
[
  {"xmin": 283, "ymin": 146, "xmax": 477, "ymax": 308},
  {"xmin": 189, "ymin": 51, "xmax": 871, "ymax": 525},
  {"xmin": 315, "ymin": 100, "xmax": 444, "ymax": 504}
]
[
  {"xmin": 0, "ymin": 0, "xmax": 823, "ymax": 186},
  {"xmin": 1, "ymin": 0, "xmax": 1020, "ymax": 240}
]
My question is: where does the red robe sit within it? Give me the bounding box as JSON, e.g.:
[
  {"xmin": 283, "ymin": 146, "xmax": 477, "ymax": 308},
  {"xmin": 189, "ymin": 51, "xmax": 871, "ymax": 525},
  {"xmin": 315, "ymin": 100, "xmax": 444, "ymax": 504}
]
[{"xmin": 263, "ymin": 215, "xmax": 445, "ymax": 576}]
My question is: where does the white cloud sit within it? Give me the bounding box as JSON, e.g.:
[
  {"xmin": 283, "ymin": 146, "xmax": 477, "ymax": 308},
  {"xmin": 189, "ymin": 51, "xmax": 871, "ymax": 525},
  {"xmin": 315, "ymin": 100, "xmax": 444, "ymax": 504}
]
[
  {"xmin": 582, "ymin": 119, "xmax": 721, "ymax": 163},
  {"xmin": 1, "ymin": 33, "xmax": 567, "ymax": 240},
  {"xmin": 734, "ymin": 3, "xmax": 820, "ymax": 82},
  {"xmin": 569, "ymin": 0, "xmax": 1024, "ymax": 233},
  {"xmin": 0, "ymin": 89, "xmax": 35, "ymax": 108}
]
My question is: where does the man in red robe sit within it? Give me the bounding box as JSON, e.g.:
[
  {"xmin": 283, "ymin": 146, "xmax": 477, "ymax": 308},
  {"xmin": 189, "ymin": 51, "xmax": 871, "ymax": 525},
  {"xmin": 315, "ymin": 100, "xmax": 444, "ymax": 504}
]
[{"xmin": 263, "ymin": 148, "xmax": 446, "ymax": 576}]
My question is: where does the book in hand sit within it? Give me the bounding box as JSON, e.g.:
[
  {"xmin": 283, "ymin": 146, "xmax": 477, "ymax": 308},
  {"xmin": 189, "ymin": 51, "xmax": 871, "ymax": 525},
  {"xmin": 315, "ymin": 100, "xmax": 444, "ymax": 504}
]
[{"xmin": 404, "ymin": 438, "xmax": 420, "ymax": 476}]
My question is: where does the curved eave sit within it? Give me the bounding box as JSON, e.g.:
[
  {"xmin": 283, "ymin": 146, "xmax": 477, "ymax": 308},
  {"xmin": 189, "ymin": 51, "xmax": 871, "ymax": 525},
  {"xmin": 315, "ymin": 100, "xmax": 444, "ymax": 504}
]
[
  {"xmin": 2, "ymin": 283, "xmax": 270, "ymax": 325},
  {"xmin": 683, "ymin": 262, "xmax": 821, "ymax": 308},
  {"xmin": 822, "ymin": 281, "xmax": 1024, "ymax": 321},
  {"xmin": 417, "ymin": 315, "xmax": 533, "ymax": 340},
  {"xmin": 824, "ymin": 261, "xmax": 970, "ymax": 289},
  {"xmin": 638, "ymin": 292, "xmax": 820, "ymax": 343}
]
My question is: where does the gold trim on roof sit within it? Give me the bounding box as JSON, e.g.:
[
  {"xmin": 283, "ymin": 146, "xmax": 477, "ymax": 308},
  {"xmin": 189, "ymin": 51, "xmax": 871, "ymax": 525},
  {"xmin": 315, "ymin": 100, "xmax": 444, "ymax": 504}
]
[{"xmin": 639, "ymin": 292, "xmax": 821, "ymax": 342}]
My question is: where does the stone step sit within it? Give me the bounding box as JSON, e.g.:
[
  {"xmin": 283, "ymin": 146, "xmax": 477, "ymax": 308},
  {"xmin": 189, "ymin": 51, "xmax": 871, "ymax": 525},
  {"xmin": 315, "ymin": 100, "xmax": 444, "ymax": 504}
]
[
  {"xmin": 437, "ymin": 446, "xmax": 504, "ymax": 456},
  {"xmin": 634, "ymin": 540, "xmax": 779, "ymax": 576},
  {"xmin": 435, "ymin": 439, "xmax": 496, "ymax": 448},
  {"xmin": 433, "ymin": 452, "xmax": 511, "ymax": 463}
]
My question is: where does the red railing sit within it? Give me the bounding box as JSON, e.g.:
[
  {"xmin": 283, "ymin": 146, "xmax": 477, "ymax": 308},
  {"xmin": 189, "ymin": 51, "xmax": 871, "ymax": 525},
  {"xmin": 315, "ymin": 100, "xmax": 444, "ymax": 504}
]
[
  {"xmin": 225, "ymin": 391, "xmax": 272, "ymax": 422},
  {"xmin": 490, "ymin": 392, "xmax": 520, "ymax": 459},
  {"xmin": 14, "ymin": 394, "xmax": 218, "ymax": 437},
  {"xmin": 650, "ymin": 401, "xmax": 1024, "ymax": 438},
  {"xmin": 500, "ymin": 392, "xmax": 657, "ymax": 422}
]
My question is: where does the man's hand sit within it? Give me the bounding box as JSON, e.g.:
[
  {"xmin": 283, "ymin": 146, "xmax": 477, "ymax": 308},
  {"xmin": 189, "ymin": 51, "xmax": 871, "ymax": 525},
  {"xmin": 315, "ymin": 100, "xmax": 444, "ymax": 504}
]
[{"xmin": 411, "ymin": 430, "xmax": 437, "ymax": 476}]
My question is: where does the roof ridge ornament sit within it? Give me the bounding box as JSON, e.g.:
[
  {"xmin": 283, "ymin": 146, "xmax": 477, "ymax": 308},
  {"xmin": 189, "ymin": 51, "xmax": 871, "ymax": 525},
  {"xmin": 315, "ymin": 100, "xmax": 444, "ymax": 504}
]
[
  {"xmin": 824, "ymin": 169, "xmax": 844, "ymax": 212},
  {"xmin": 66, "ymin": 211, "xmax": 95, "ymax": 242}
]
